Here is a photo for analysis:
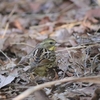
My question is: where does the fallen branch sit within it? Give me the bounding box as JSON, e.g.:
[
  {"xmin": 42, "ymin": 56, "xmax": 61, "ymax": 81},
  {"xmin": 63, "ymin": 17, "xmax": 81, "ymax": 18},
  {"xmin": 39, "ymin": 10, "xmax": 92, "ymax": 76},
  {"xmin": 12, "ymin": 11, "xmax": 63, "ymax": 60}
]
[{"xmin": 13, "ymin": 75, "xmax": 100, "ymax": 100}]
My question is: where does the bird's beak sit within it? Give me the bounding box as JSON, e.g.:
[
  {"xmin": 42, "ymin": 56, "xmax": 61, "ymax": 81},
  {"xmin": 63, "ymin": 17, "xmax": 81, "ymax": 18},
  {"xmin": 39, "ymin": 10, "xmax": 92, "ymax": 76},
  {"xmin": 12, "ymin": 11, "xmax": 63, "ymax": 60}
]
[{"xmin": 55, "ymin": 42, "xmax": 60, "ymax": 46}]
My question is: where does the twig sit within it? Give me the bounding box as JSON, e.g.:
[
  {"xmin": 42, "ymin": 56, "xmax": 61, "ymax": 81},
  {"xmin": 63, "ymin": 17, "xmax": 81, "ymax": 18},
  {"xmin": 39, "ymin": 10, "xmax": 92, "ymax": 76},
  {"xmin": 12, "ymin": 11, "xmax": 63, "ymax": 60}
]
[
  {"xmin": 60, "ymin": 3, "xmax": 75, "ymax": 14},
  {"xmin": 11, "ymin": 43, "xmax": 35, "ymax": 48},
  {"xmin": 30, "ymin": 20, "xmax": 82, "ymax": 29},
  {"xmin": 56, "ymin": 43, "xmax": 100, "ymax": 53},
  {"xmin": 8, "ymin": 6, "xmax": 17, "ymax": 19},
  {"xmin": 1, "ymin": 5, "xmax": 17, "ymax": 38},
  {"xmin": 0, "ymin": 50, "xmax": 11, "ymax": 62},
  {"xmin": 1, "ymin": 22, "xmax": 9, "ymax": 38},
  {"xmin": 13, "ymin": 75, "xmax": 100, "ymax": 100}
]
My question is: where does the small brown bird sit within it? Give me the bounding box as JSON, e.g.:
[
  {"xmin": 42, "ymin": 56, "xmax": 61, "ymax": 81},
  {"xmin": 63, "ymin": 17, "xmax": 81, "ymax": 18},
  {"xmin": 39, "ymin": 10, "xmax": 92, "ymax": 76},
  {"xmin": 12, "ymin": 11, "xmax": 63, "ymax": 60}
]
[{"xmin": 29, "ymin": 38, "xmax": 57, "ymax": 76}]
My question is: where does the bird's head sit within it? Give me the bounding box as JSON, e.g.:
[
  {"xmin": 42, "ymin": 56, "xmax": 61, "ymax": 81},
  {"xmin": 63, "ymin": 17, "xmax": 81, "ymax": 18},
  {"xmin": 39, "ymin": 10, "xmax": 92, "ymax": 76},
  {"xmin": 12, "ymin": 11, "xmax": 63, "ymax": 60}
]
[{"xmin": 40, "ymin": 38, "xmax": 56, "ymax": 51}]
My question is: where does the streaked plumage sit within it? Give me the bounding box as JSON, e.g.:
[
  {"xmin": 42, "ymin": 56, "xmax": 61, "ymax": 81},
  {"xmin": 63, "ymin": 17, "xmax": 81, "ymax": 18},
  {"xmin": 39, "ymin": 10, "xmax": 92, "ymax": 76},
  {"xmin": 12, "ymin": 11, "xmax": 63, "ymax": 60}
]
[{"xmin": 29, "ymin": 38, "xmax": 57, "ymax": 76}]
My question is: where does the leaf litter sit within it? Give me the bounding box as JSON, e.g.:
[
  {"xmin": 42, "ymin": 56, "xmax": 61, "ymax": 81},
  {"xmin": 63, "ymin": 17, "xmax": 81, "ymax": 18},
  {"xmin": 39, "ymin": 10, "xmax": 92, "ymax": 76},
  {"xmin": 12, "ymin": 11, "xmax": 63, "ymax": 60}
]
[{"xmin": 0, "ymin": 0, "xmax": 100, "ymax": 100}]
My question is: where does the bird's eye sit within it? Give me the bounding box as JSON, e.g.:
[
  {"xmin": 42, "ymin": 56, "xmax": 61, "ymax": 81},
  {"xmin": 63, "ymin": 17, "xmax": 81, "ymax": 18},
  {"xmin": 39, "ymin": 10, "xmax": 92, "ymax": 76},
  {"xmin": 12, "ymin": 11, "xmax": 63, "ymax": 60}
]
[{"xmin": 49, "ymin": 42, "xmax": 53, "ymax": 44}]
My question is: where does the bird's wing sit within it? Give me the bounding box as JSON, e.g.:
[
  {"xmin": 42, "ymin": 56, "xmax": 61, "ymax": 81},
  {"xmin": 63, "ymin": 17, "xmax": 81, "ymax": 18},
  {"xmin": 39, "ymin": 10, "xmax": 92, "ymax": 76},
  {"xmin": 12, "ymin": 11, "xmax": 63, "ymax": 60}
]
[
  {"xmin": 32, "ymin": 47, "xmax": 45, "ymax": 63},
  {"xmin": 30, "ymin": 47, "xmax": 55, "ymax": 67}
]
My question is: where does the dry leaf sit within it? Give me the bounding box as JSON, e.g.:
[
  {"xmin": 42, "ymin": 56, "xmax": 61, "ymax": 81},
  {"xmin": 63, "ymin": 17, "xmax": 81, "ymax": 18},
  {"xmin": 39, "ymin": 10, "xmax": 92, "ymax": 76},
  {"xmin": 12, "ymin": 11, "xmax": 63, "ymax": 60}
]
[{"xmin": 0, "ymin": 74, "xmax": 15, "ymax": 88}]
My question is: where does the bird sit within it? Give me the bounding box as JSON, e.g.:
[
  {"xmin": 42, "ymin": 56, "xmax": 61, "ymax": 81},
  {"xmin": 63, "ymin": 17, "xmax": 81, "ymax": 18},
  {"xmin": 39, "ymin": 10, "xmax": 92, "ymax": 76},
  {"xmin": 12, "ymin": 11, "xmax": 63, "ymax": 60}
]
[{"xmin": 29, "ymin": 38, "xmax": 57, "ymax": 76}]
